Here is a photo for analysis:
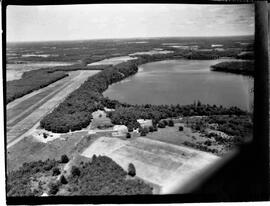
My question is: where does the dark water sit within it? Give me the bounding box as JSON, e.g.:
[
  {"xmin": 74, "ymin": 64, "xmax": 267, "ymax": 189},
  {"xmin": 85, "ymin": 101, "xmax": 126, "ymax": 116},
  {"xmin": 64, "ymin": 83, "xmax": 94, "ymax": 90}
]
[{"xmin": 103, "ymin": 59, "xmax": 253, "ymax": 111}]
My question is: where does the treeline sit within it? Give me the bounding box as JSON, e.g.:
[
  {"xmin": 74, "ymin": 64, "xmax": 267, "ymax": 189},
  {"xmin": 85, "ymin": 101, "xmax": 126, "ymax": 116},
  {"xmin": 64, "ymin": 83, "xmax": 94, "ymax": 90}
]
[
  {"xmin": 183, "ymin": 141, "xmax": 219, "ymax": 155},
  {"xmin": 46, "ymin": 64, "xmax": 112, "ymax": 72},
  {"xmin": 211, "ymin": 61, "xmax": 254, "ymax": 76},
  {"xmin": 108, "ymin": 103, "xmax": 247, "ymax": 131},
  {"xmin": 183, "ymin": 49, "xmax": 241, "ymax": 60},
  {"xmin": 40, "ymin": 61, "xmax": 139, "ymax": 133},
  {"xmin": 185, "ymin": 52, "xmax": 220, "ymax": 60},
  {"xmin": 7, "ymin": 70, "xmax": 68, "ymax": 104}
]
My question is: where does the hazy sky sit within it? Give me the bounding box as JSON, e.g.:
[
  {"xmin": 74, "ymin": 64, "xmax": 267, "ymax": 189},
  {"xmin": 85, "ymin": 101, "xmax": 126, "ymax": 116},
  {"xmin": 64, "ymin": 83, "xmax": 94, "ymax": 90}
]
[{"xmin": 7, "ymin": 4, "xmax": 254, "ymax": 42}]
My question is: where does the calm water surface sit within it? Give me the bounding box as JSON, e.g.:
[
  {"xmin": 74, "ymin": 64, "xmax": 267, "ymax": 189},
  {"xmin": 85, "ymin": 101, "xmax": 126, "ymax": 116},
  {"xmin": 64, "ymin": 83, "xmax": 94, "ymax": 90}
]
[{"xmin": 103, "ymin": 59, "xmax": 253, "ymax": 111}]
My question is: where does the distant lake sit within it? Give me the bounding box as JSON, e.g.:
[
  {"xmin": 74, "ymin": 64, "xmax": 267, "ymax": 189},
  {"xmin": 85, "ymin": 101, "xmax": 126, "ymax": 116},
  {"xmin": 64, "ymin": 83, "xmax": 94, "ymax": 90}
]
[{"xmin": 103, "ymin": 59, "xmax": 253, "ymax": 111}]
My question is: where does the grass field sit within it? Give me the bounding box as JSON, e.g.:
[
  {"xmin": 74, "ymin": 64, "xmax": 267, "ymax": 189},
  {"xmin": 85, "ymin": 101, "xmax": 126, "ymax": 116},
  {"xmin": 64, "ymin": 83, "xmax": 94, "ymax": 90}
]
[
  {"xmin": 81, "ymin": 136, "xmax": 219, "ymax": 193},
  {"xmin": 145, "ymin": 123, "xmax": 201, "ymax": 146},
  {"xmin": 7, "ymin": 131, "xmax": 89, "ymax": 172},
  {"xmin": 145, "ymin": 123, "xmax": 231, "ymax": 156}
]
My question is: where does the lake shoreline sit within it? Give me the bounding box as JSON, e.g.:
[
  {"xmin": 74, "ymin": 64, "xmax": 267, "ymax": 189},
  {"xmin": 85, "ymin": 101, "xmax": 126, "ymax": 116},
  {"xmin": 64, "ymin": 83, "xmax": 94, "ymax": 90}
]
[{"xmin": 104, "ymin": 58, "xmax": 253, "ymax": 111}]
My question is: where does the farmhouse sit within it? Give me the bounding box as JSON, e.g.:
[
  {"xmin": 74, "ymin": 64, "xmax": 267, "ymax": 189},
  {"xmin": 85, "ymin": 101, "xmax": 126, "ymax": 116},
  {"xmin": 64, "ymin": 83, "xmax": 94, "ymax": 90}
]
[{"xmin": 137, "ymin": 119, "xmax": 153, "ymax": 128}]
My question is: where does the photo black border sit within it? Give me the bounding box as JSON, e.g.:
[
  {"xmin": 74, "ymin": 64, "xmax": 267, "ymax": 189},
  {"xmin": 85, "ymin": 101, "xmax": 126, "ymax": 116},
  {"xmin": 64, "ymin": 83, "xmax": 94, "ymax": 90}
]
[{"xmin": 2, "ymin": 0, "xmax": 268, "ymax": 204}]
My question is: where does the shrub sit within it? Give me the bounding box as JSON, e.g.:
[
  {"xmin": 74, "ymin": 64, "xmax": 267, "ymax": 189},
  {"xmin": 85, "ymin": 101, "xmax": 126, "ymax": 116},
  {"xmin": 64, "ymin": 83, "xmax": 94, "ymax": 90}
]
[
  {"xmin": 126, "ymin": 132, "xmax": 131, "ymax": 139},
  {"xmin": 140, "ymin": 131, "xmax": 147, "ymax": 136},
  {"xmin": 43, "ymin": 133, "xmax": 48, "ymax": 139},
  {"xmin": 204, "ymin": 140, "xmax": 212, "ymax": 146},
  {"xmin": 128, "ymin": 163, "xmax": 136, "ymax": 177},
  {"xmin": 140, "ymin": 128, "xmax": 148, "ymax": 136},
  {"xmin": 162, "ymin": 120, "xmax": 168, "ymax": 126},
  {"xmin": 92, "ymin": 154, "xmax": 97, "ymax": 161},
  {"xmin": 52, "ymin": 167, "xmax": 61, "ymax": 176},
  {"xmin": 128, "ymin": 126, "xmax": 133, "ymax": 132},
  {"xmin": 43, "ymin": 160, "xmax": 57, "ymax": 171},
  {"xmin": 168, "ymin": 119, "xmax": 174, "ymax": 127},
  {"xmin": 149, "ymin": 126, "xmax": 154, "ymax": 132},
  {"xmin": 60, "ymin": 175, "xmax": 68, "ymax": 184},
  {"xmin": 60, "ymin": 155, "xmax": 69, "ymax": 164},
  {"xmin": 71, "ymin": 166, "xmax": 81, "ymax": 177},
  {"xmin": 144, "ymin": 127, "xmax": 149, "ymax": 133},
  {"xmin": 48, "ymin": 181, "xmax": 59, "ymax": 195},
  {"xmin": 178, "ymin": 126, "xmax": 184, "ymax": 131},
  {"xmin": 158, "ymin": 122, "xmax": 165, "ymax": 128}
]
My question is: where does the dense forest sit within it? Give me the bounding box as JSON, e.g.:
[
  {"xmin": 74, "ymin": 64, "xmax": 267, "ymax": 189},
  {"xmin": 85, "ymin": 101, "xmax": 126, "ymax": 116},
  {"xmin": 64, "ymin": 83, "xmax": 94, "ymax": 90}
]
[
  {"xmin": 40, "ymin": 61, "xmax": 139, "ymax": 132},
  {"xmin": 7, "ymin": 159, "xmax": 58, "ymax": 196},
  {"xmin": 211, "ymin": 61, "xmax": 254, "ymax": 76},
  {"xmin": 7, "ymin": 155, "xmax": 152, "ymax": 196}
]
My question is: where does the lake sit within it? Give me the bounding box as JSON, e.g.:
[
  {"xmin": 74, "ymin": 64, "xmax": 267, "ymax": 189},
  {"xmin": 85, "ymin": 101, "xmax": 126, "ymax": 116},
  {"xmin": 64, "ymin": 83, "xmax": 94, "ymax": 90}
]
[{"xmin": 103, "ymin": 59, "xmax": 253, "ymax": 111}]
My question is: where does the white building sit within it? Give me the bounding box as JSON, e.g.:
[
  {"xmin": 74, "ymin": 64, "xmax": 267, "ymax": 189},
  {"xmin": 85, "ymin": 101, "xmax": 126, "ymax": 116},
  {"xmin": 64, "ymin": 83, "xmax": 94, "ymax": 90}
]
[
  {"xmin": 112, "ymin": 125, "xmax": 128, "ymax": 136},
  {"xmin": 137, "ymin": 119, "xmax": 153, "ymax": 128}
]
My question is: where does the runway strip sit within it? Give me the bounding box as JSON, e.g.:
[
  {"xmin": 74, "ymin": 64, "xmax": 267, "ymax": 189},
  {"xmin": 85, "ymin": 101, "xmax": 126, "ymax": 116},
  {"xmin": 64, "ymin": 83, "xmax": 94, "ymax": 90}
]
[{"xmin": 7, "ymin": 70, "xmax": 100, "ymax": 149}]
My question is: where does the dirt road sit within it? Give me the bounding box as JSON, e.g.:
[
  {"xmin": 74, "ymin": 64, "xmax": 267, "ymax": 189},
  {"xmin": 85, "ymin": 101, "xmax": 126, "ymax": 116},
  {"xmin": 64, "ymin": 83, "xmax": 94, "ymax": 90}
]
[{"xmin": 7, "ymin": 70, "xmax": 100, "ymax": 148}]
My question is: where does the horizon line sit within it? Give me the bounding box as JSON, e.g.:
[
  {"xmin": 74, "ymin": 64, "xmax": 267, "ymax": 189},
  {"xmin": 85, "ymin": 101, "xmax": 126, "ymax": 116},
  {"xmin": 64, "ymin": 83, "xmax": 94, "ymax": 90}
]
[{"xmin": 7, "ymin": 34, "xmax": 254, "ymax": 44}]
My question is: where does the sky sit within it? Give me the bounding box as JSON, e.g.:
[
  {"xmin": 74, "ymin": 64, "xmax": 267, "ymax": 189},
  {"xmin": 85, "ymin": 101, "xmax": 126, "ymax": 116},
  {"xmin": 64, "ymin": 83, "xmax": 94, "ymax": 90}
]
[{"xmin": 7, "ymin": 4, "xmax": 254, "ymax": 42}]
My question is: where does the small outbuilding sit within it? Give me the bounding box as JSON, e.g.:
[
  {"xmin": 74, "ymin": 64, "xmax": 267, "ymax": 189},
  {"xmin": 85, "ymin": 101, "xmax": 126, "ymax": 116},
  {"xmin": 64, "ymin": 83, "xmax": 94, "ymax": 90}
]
[
  {"xmin": 41, "ymin": 192, "xmax": 48, "ymax": 197},
  {"xmin": 137, "ymin": 119, "xmax": 153, "ymax": 128},
  {"xmin": 104, "ymin": 107, "xmax": 115, "ymax": 112}
]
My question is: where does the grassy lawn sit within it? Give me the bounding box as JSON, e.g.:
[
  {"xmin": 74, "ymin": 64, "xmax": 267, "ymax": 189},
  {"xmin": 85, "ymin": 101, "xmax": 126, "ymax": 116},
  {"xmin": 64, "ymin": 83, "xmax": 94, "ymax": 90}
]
[
  {"xmin": 7, "ymin": 131, "xmax": 88, "ymax": 172},
  {"xmin": 143, "ymin": 123, "xmax": 229, "ymax": 156},
  {"xmin": 144, "ymin": 123, "xmax": 203, "ymax": 146}
]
